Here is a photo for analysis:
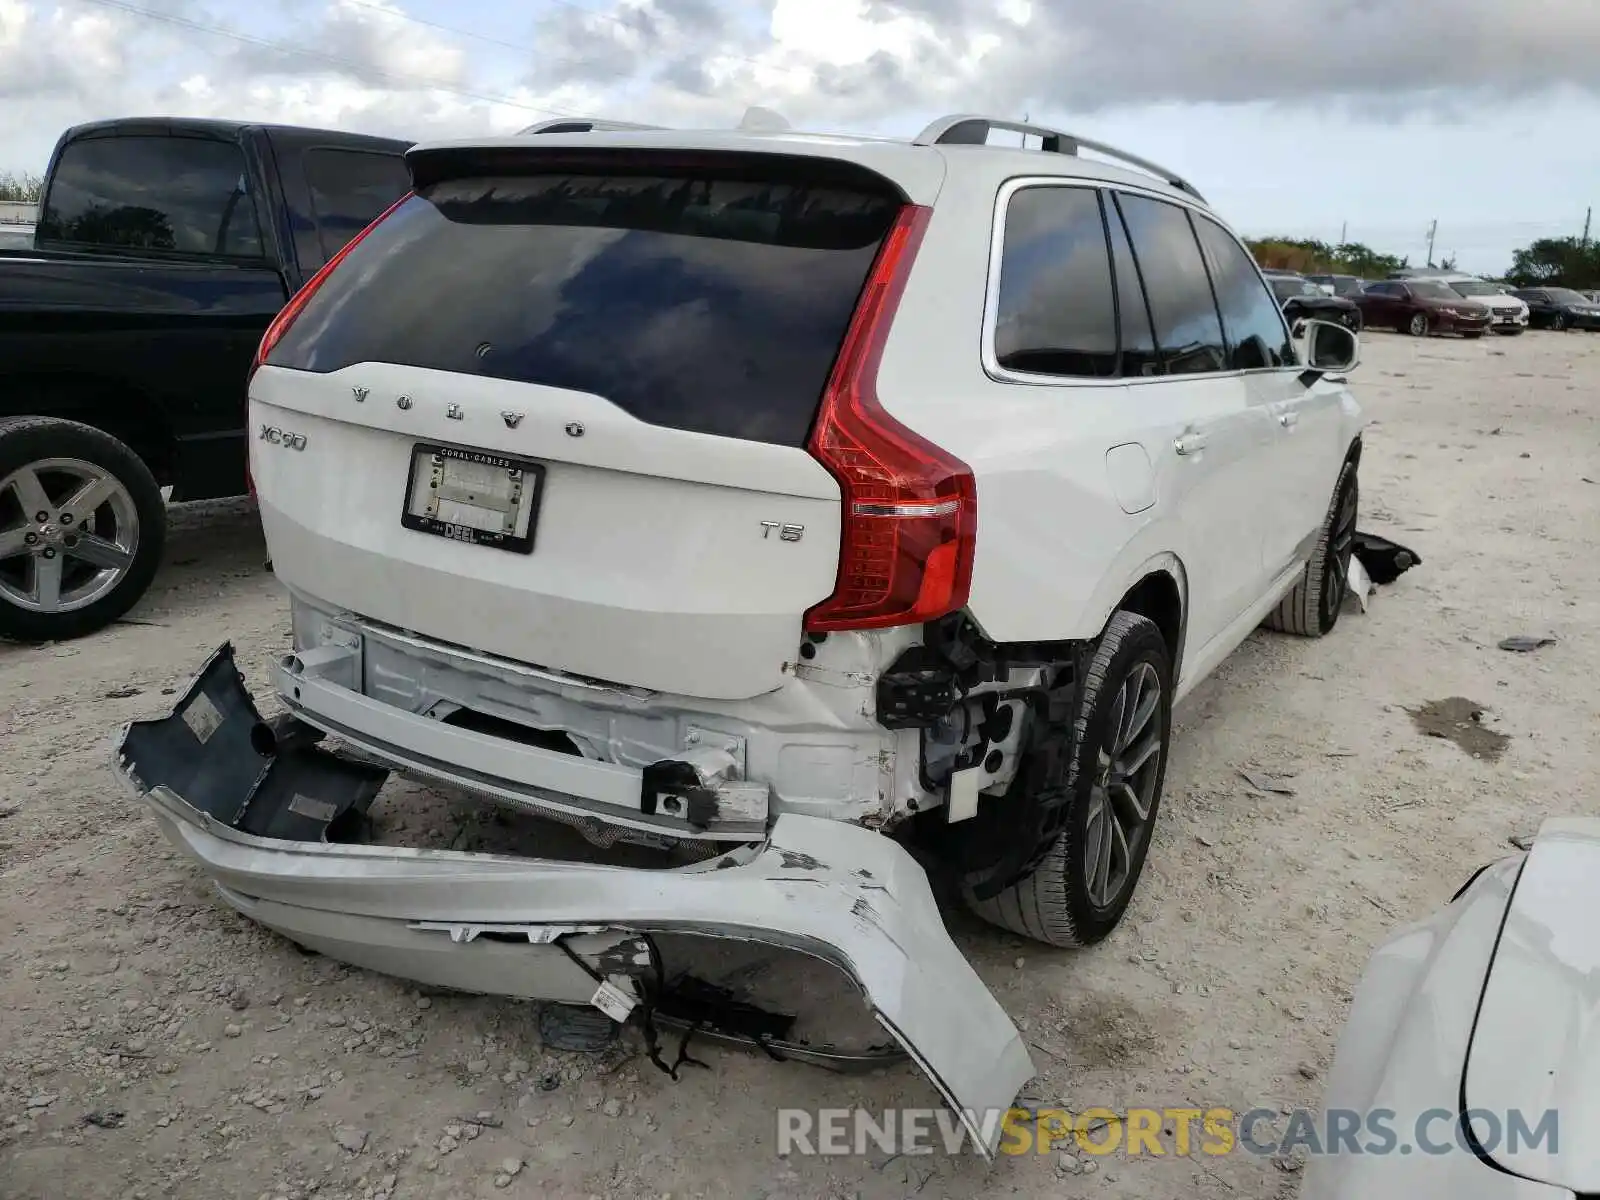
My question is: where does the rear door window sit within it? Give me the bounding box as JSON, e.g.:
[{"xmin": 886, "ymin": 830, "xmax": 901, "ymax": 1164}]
[
  {"xmin": 39, "ymin": 134, "xmax": 262, "ymax": 257},
  {"xmin": 267, "ymin": 168, "xmax": 901, "ymax": 447},
  {"xmin": 302, "ymin": 148, "xmax": 412, "ymax": 265},
  {"xmin": 1104, "ymin": 198, "xmax": 1160, "ymax": 378},
  {"xmin": 991, "ymin": 185, "xmax": 1117, "ymax": 378},
  {"xmin": 1113, "ymin": 193, "xmax": 1227, "ymax": 375},
  {"xmin": 1192, "ymin": 216, "xmax": 1293, "ymax": 369}
]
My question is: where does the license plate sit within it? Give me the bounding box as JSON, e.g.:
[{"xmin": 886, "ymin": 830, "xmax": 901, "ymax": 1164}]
[{"xmin": 401, "ymin": 443, "xmax": 544, "ymax": 554}]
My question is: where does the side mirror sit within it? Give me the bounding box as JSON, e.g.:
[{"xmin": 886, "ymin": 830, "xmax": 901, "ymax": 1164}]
[{"xmin": 1304, "ymin": 319, "xmax": 1359, "ymax": 374}]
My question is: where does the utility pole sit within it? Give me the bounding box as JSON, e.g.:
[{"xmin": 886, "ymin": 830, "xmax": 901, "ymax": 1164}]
[
  {"xmin": 1583, "ymin": 206, "xmax": 1592, "ymax": 248},
  {"xmin": 1425, "ymin": 219, "xmax": 1438, "ymax": 267},
  {"xmin": 1339, "ymin": 220, "xmax": 1347, "ymax": 245}
]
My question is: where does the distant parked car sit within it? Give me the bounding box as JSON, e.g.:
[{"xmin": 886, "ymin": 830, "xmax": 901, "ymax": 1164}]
[
  {"xmin": 1358, "ymin": 280, "xmax": 1490, "ymax": 338},
  {"xmin": 1509, "ymin": 287, "xmax": 1600, "ymax": 331},
  {"xmin": 1306, "ymin": 273, "xmax": 1367, "ymax": 298},
  {"xmin": 1427, "ymin": 275, "xmax": 1529, "ymax": 335},
  {"xmin": 1266, "ymin": 271, "xmax": 1362, "ymax": 333}
]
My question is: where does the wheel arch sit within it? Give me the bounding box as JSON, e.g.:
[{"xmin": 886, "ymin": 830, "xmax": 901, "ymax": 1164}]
[
  {"xmin": 1109, "ymin": 555, "xmax": 1187, "ymax": 680},
  {"xmin": 0, "ymin": 373, "xmax": 178, "ymax": 486}
]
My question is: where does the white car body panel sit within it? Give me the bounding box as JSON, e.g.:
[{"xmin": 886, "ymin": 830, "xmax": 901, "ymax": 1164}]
[
  {"xmin": 251, "ymin": 363, "xmax": 844, "ymax": 701},
  {"xmin": 1466, "ymin": 818, "xmax": 1600, "ymax": 1193},
  {"xmin": 1303, "ymin": 819, "xmax": 1600, "ymax": 1199}
]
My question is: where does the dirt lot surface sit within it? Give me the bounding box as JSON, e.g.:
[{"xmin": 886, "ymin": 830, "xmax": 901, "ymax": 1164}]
[{"xmin": 3, "ymin": 329, "xmax": 1598, "ymax": 1200}]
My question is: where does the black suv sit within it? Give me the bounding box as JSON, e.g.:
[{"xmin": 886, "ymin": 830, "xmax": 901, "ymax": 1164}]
[{"xmin": 1264, "ymin": 271, "xmax": 1362, "ymax": 333}]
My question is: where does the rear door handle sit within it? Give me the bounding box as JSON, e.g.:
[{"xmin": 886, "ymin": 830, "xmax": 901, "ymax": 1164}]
[{"xmin": 1174, "ymin": 430, "xmax": 1208, "ymax": 456}]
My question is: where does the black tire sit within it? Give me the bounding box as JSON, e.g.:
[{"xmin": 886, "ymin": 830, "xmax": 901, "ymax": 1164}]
[
  {"xmin": 1264, "ymin": 458, "xmax": 1358, "ymax": 638},
  {"xmin": 1552, "ymin": 312, "xmax": 1568, "ymax": 332},
  {"xmin": 0, "ymin": 416, "xmax": 165, "ymax": 641},
  {"xmin": 1405, "ymin": 312, "xmax": 1429, "ymax": 337},
  {"xmin": 964, "ymin": 611, "xmax": 1173, "ymax": 948}
]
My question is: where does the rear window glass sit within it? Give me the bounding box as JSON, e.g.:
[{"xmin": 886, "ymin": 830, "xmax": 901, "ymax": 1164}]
[
  {"xmin": 39, "ymin": 134, "xmax": 262, "ymax": 257},
  {"xmin": 267, "ymin": 170, "xmax": 901, "ymax": 446},
  {"xmin": 303, "ymin": 148, "xmax": 411, "ymax": 266}
]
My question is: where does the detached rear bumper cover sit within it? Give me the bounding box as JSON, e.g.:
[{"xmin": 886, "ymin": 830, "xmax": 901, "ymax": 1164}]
[{"xmin": 114, "ymin": 644, "xmax": 1033, "ymax": 1156}]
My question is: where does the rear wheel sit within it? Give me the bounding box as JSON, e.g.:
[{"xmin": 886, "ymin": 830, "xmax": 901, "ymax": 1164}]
[
  {"xmin": 964, "ymin": 611, "xmax": 1172, "ymax": 948},
  {"xmin": 1552, "ymin": 312, "xmax": 1568, "ymax": 331},
  {"xmin": 1406, "ymin": 312, "xmax": 1429, "ymax": 337},
  {"xmin": 0, "ymin": 417, "xmax": 165, "ymax": 641},
  {"xmin": 1264, "ymin": 458, "xmax": 1358, "ymax": 638}
]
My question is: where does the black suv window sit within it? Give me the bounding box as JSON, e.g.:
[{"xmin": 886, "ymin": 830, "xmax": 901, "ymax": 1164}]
[
  {"xmin": 303, "ymin": 148, "xmax": 412, "ymax": 265},
  {"xmin": 266, "ymin": 167, "xmax": 901, "ymax": 447},
  {"xmin": 1105, "ymin": 198, "xmax": 1160, "ymax": 378},
  {"xmin": 1114, "ymin": 194, "xmax": 1227, "ymax": 375},
  {"xmin": 39, "ymin": 134, "xmax": 262, "ymax": 257},
  {"xmin": 1193, "ymin": 217, "xmax": 1292, "ymax": 369},
  {"xmin": 993, "ymin": 185, "xmax": 1117, "ymax": 378}
]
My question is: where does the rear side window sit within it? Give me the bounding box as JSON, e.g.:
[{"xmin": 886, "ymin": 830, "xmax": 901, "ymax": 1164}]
[
  {"xmin": 1192, "ymin": 216, "xmax": 1292, "ymax": 369},
  {"xmin": 39, "ymin": 134, "xmax": 262, "ymax": 257},
  {"xmin": 303, "ymin": 148, "xmax": 412, "ymax": 265},
  {"xmin": 992, "ymin": 186, "xmax": 1117, "ymax": 378},
  {"xmin": 268, "ymin": 169, "xmax": 900, "ymax": 447},
  {"xmin": 1105, "ymin": 199, "xmax": 1160, "ymax": 378},
  {"xmin": 1114, "ymin": 194, "xmax": 1226, "ymax": 375}
]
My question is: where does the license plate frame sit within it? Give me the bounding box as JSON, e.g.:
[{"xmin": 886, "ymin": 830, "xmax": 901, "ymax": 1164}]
[{"xmin": 401, "ymin": 442, "xmax": 545, "ymax": 555}]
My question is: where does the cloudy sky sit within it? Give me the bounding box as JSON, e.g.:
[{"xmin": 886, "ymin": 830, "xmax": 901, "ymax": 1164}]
[{"xmin": 3, "ymin": 0, "xmax": 1598, "ymax": 273}]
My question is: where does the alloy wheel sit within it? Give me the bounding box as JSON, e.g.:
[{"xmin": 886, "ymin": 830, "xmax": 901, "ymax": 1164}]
[
  {"xmin": 1321, "ymin": 475, "xmax": 1359, "ymax": 628},
  {"xmin": 0, "ymin": 457, "xmax": 141, "ymax": 614},
  {"xmin": 1083, "ymin": 661, "xmax": 1164, "ymax": 909}
]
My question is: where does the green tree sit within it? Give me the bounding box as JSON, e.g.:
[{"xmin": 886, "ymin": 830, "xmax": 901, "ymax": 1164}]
[
  {"xmin": 0, "ymin": 171, "xmax": 43, "ymax": 203},
  {"xmin": 1505, "ymin": 237, "xmax": 1600, "ymax": 289},
  {"xmin": 1243, "ymin": 236, "xmax": 1407, "ymax": 278}
]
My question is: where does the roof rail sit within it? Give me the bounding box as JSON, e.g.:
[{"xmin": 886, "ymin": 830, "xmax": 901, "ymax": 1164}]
[
  {"xmin": 912, "ymin": 114, "xmax": 1205, "ymax": 202},
  {"xmin": 517, "ymin": 117, "xmax": 668, "ymax": 135}
]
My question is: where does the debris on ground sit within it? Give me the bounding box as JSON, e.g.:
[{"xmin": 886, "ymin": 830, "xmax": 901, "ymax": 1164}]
[
  {"xmin": 1346, "ymin": 555, "xmax": 1375, "ymax": 612},
  {"xmin": 1351, "ymin": 532, "xmax": 1422, "ymax": 585},
  {"xmin": 82, "ymin": 1110, "xmax": 126, "ymax": 1129},
  {"xmin": 1240, "ymin": 770, "xmax": 1297, "ymax": 796},
  {"xmin": 1510, "ymin": 834, "xmax": 1536, "ymax": 851},
  {"xmin": 1497, "ymin": 635, "xmax": 1557, "ymax": 653},
  {"xmin": 539, "ymin": 1002, "xmax": 620, "ymax": 1053}
]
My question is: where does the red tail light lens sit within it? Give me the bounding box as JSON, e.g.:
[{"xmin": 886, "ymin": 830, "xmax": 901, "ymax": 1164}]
[
  {"xmin": 251, "ymin": 190, "xmax": 413, "ymax": 375},
  {"xmin": 803, "ymin": 204, "xmax": 977, "ymax": 633}
]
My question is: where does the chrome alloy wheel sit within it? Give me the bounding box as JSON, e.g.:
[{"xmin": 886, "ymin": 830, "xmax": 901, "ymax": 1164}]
[
  {"xmin": 1083, "ymin": 661, "xmax": 1165, "ymax": 909},
  {"xmin": 0, "ymin": 457, "xmax": 141, "ymax": 614}
]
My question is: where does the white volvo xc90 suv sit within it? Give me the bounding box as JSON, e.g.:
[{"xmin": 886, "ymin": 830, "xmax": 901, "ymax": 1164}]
[{"xmin": 117, "ymin": 114, "xmax": 1364, "ymax": 1152}]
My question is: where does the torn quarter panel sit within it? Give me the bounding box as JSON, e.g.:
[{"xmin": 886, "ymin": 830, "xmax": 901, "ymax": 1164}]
[{"xmin": 115, "ymin": 645, "xmax": 1034, "ymax": 1156}]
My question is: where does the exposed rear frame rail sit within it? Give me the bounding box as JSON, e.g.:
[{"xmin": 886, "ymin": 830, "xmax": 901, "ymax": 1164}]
[{"xmin": 913, "ymin": 114, "xmax": 1206, "ymax": 203}]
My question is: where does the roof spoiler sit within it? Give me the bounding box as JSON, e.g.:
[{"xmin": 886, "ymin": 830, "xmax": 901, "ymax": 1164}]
[{"xmin": 516, "ymin": 118, "xmax": 668, "ymax": 135}]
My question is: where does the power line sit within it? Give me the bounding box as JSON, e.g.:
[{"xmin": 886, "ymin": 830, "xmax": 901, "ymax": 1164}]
[
  {"xmin": 337, "ymin": 0, "xmax": 784, "ymax": 84},
  {"xmin": 73, "ymin": 0, "xmax": 576, "ymax": 117}
]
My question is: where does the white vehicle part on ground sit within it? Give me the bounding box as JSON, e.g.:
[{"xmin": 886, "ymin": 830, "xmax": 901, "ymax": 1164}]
[
  {"xmin": 1301, "ymin": 853, "xmax": 1569, "ymax": 1199},
  {"xmin": 114, "ymin": 645, "xmax": 1036, "ymax": 1157},
  {"xmin": 1465, "ymin": 817, "xmax": 1600, "ymax": 1193}
]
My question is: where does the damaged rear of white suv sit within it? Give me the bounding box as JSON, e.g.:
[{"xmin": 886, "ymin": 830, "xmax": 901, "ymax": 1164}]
[{"xmin": 116, "ymin": 115, "xmax": 1364, "ymax": 1153}]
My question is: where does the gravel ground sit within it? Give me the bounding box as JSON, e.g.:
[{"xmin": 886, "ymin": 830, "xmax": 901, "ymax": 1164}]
[{"xmin": 2, "ymin": 329, "xmax": 1597, "ymax": 1200}]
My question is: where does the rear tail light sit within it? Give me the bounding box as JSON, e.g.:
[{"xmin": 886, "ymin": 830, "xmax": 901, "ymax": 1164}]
[
  {"xmin": 250, "ymin": 191, "xmax": 413, "ymax": 378},
  {"xmin": 803, "ymin": 205, "xmax": 977, "ymax": 633}
]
